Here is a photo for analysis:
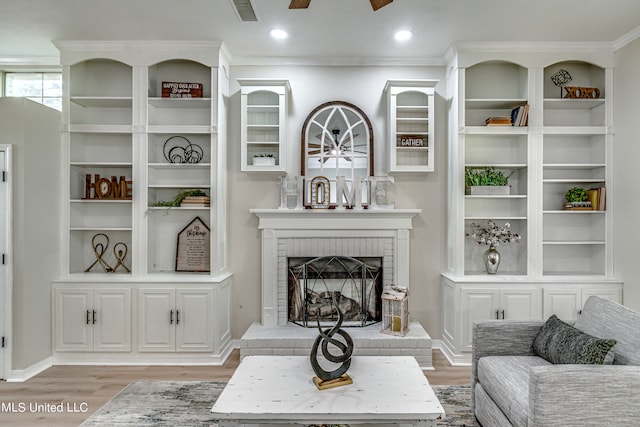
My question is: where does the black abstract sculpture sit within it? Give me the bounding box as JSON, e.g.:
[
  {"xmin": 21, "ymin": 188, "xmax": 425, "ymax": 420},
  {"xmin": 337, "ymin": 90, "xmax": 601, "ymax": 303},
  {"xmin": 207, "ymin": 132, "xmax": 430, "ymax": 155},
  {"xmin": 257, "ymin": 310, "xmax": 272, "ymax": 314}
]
[
  {"xmin": 310, "ymin": 296, "xmax": 354, "ymax": 388},
  {"xmin": 163, "ymin": 136, "xmax": 204, "ymax": 164}
]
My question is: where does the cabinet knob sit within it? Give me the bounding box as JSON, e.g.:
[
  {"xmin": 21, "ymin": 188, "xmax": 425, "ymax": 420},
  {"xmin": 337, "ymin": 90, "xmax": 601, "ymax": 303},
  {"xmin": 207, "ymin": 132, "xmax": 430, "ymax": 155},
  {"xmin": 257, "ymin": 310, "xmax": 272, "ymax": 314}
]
[
  {"xmin": 176, "ymin": 310, "xmax": 180, "ymax": 325},
  {"xmin": 93, "ymin": 310, "xmax": 97, "ymax": 324},
  {"xmin": 86, "ymin": 310, "xmax": 91, "ymax": 325},
  {"xmin": 170, "ymin": 310, "xmax": 174, "ymax": 325}
]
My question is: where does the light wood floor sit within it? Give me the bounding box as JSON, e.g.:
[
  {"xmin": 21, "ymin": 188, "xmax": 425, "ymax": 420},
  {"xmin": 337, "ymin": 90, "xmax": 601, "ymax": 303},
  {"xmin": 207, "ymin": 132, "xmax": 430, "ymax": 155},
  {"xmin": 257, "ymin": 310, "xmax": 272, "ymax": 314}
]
[{"xmin": 0, "ymin": 349, "xmax": 470, "ymax": 426}]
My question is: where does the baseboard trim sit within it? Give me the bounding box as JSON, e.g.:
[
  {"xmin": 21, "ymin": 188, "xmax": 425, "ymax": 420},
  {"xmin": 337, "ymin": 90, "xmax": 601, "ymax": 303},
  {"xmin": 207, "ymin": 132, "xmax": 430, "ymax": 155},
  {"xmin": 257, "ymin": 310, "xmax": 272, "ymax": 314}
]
[
  {"xmin": 437, "ymin": 340, "xmax": 472, "ymax": 366},
  {"xmin": 7, "ymin": 356, "xmax": 53, "ymax": 382}
]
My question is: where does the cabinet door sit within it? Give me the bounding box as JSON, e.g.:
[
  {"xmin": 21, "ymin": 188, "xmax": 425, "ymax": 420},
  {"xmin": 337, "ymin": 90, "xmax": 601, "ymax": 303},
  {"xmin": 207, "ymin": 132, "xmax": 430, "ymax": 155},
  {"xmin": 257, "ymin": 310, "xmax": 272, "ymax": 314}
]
[
  {"xmin": 175, "ymin": 289, "xmax": 213, "ymax": 352},
  {"xmin": 500, "ymin": 288, "xmax": 541, "ymax": 320},
  {"xmin": 581, "ymin": 288, "xmax": 622, "ymax": 308},
  {"xmin": 543, "ymin": 289, "xmax": 582, "ymax": 321},
  {"xmin": 138, "ymin": 289, "xmax": 175, "ymax": 352},
  {"xmin": 461, "ymin": 288, "xmax": 499, "ymax": 351},
  {"xmin": 54, "ymin": 289, "xmax": 92, "ymax": 352},
  {"xmin": 93, "ymin": 289, "xmax": 131, "ymax": 352}
]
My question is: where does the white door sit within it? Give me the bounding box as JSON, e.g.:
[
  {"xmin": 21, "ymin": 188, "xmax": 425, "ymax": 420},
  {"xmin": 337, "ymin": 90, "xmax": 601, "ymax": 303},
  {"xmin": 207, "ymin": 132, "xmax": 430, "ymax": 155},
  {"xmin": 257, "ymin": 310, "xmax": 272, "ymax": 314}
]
[
  {"xmin": 461, "ymin": 288, "xmax": 499, "ymax": 351},
  {"xmin": 176, "ymin": 289, "xmax": 213, "ymax": 352},
  {"xmin": 543, "ymin": 288, "xmax": 582, "ymax": 321},
  {"xmin": 0, "ymin": 146, "xmax": 11, "ymax": 379},
  {"xmin": 93, "ymin": 289, "xmax": 131, "ymax": 352},
  {"xmin": 501, "ymin": 288, "xmax": 541, "ymax": 320},
  {"xmin": 138, "ymin": 289, "xmax": 175, "ymax": 352},
  {"xmin": 54, "ymin": 288, "xmax": 93, "ymax": 352}
]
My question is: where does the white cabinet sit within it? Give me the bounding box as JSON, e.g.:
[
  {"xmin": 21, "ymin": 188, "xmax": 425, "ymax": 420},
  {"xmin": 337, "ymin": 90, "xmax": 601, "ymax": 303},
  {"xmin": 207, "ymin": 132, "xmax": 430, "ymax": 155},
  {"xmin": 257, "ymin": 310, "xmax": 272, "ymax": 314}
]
[
  {"xmin": 443, "ymin": 280, "xmax": 541, "ymax": 357},
  {"xmin": 138, "ymin": 288, "xmax": 213, "ymax": 352},
  {"xmin": 442, "ymin": 47, "xmax": 622, "ymax": 364},
  {"xmin": 385, "ymin": 80, "xmax": 437, "ymax": 172},
  {"xmin": 54, "ymin": 287, "xmax": 131, "ymax": 352},
  {"xmin": 543, "ymin": 285, "xmax": 622, "ymax": 322},
  {"xmin": 238, "ymin": 79, "xmax": 289, "ymax": 172},
  {"xmin": 52, "ymin": 41, "xmax": 233, "ymax": 365}
]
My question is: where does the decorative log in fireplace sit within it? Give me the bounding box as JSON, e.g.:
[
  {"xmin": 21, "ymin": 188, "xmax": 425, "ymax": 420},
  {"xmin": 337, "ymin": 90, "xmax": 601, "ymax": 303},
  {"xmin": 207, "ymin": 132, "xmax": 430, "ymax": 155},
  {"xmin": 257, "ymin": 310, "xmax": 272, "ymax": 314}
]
[{"xmin": 288, "ymin": 255, "xmax": 383, "ymax": 327}]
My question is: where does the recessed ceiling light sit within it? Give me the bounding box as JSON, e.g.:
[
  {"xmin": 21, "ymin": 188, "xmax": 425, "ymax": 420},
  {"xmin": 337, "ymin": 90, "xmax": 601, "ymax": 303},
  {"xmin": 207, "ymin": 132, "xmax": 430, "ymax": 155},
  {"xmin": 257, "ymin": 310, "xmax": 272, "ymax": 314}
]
[
  {"xmin": 394, "ymin": 30, "xmax": 413, "ymax": 42},
  {"xmin": 270, "ymin": 29, "xmax": 289, "ymax": 40}
]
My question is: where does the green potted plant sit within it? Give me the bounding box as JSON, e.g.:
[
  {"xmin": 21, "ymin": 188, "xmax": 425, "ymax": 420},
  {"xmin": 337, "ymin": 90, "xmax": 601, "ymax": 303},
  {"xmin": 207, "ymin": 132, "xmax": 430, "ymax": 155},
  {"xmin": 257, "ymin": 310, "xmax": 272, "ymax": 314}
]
[
  {"xmin": 465, "ymin": 167, "xmax": 510, "ymax": 195},
  {"xmin": 252, "ymin": 153, "xmax": 276, "ymax": 167},
  {"xmin": 564, "ymin": 186, "xmax": 591, "ymax": 209}
]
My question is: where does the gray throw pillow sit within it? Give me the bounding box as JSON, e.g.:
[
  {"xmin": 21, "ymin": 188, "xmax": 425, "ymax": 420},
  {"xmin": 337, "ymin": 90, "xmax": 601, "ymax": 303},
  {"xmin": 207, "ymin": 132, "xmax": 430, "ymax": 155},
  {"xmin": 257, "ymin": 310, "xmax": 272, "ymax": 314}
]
[{"xmin": 533, "ymin": 315, "xmax": 617, "ymax": 364}]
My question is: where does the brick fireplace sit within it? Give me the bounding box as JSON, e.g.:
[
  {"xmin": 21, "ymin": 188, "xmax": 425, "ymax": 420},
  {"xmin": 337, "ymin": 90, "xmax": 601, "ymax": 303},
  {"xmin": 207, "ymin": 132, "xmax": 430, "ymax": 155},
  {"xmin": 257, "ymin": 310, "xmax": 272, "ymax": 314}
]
[{"xmin": 241, "ymin": 208, "xmax": 433, "ymax": 368}]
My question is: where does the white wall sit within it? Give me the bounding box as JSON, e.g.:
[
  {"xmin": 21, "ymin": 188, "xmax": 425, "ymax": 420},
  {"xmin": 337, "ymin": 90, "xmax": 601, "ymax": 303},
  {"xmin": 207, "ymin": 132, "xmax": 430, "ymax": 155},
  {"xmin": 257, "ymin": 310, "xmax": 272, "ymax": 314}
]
[
  {"xmin": 0, "ymin": 99, "xmax": 61, "ymax": 369},
  {"xmin": 614, "ymin": 38, "xmax": 640, "ymax": 311},
  {"xmin": 227, "ymin": 65, "xmax": 447, "ymax": 339}
]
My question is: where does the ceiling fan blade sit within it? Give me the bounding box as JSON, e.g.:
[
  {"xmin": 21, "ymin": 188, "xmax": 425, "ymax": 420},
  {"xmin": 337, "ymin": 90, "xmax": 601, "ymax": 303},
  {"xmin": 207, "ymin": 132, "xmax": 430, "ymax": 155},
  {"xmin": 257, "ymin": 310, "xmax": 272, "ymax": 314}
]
[
  {"xmin": 370, "ymin": 0, "xmax": 393, "ymax": 11},
  {"xmin": 289, "ymin": 0, "xmax": 311, "ymax": 9}
]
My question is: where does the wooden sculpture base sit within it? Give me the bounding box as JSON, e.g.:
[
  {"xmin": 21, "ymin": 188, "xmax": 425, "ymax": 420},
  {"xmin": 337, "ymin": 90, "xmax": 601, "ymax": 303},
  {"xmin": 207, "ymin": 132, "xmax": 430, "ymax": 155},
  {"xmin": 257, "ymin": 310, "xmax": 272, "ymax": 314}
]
[{"xmin": 313, "ymin": 374, "xmax": 353, "ymax": 390}]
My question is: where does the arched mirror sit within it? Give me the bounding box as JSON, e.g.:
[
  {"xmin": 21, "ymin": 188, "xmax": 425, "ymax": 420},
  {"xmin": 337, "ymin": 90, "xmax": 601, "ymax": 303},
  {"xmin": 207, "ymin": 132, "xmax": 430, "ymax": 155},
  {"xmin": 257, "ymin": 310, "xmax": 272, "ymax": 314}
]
[{"xmin": 301, "ymin": 101, "xmax": 374, "ymax": 207}]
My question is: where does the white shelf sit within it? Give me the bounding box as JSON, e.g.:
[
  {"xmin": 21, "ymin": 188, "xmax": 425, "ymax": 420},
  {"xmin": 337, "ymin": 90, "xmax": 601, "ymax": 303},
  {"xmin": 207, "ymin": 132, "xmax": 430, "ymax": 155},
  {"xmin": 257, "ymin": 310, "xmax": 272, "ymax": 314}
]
[
  {"xmin": 239, "ymin": 79, "xmax": 289, "ymax": 172},
  {"xmin": 465, "ymin": 98, "xmax": 527, "ymax": 109},
  {"xmin": 148, "ymin": 97, "xmax": 212, "ymax": 108},
  {"xmin": 148, "ymin": 163, "xmax": 210, "ymax": 169},
  {"xmin": 543, "ymin": 98, "xmax": 605, "ymax": 110},
  {"xmin": 386, "ymin": 80, "xmax": 436, "ymax": 173},
  {"xmin": 71, "ymin": 96, "xmax": 133, "ymax": 108},
  {"xmin": 463, "ymin": 126, "xmax": 529, "ymax": 134}
]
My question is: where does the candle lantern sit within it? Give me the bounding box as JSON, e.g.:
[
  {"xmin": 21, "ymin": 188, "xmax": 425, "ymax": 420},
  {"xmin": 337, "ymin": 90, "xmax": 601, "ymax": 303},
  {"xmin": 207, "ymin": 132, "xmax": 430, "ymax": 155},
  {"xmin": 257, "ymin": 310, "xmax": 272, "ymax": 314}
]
[{"xmin": 381, "ymin": 285, "xmax": 409, "ymax": 336}]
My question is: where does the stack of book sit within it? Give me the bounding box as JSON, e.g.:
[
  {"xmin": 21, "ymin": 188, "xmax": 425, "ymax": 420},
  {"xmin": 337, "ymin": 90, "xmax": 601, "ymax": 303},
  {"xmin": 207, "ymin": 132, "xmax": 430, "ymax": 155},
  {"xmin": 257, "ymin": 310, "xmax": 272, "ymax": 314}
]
[
  {"xmin": 510, "ymin": 104, "xmax": 529, "ymax": 126},
  {"xmin": 563, "ymin": 201, "xmax": 593, "ymax": 210},
  {"xmin": 485, "ymin": 116, "xmax": 512, "ymax": 126},
  {"xmin": 587, "ymin": 187, "xmax": 606, "ymax": 210},
  {"xmin": 180, "ymin": 196, "xmax": 211, "ymax": 207}
]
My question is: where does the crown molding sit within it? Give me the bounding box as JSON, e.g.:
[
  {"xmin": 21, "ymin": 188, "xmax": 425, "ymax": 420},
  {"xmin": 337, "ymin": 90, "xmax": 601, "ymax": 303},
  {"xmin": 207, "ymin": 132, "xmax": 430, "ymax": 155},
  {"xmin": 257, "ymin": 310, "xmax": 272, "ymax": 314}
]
[
  {"xmin": 614, "ymin": 25, "xmax": 640, "ymax": 51},
  {"xmin": 0, "ymin": 56, "xmax": 60, "ymax": 68},
  {"xmin": 229, "ymin": 54, "xmax": 446, "ymax": 67}
]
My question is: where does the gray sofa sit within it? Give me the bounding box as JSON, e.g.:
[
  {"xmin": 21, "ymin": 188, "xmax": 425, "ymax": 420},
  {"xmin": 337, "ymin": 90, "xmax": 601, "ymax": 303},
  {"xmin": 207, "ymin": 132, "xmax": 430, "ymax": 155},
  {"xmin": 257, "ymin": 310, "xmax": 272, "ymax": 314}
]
[{"xmin": 472, "ymin": 296, "xmax": 640, "ymax": 426}]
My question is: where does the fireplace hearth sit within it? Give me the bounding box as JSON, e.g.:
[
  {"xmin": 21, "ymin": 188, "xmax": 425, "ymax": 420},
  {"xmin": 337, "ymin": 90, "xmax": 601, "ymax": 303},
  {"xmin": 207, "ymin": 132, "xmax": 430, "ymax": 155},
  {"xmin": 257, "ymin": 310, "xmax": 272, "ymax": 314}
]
[{"xmin": 288, "ymin": 256, "xmax": 382, "ymax": 327}]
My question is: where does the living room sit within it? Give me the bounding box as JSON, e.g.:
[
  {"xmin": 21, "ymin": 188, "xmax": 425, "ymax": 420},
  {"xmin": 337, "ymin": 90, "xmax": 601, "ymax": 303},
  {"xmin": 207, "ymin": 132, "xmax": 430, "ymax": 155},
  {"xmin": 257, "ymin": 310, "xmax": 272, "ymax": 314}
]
[{"xmin": 1, "ymin": 0, "xmax": 640, "ymax": 425}]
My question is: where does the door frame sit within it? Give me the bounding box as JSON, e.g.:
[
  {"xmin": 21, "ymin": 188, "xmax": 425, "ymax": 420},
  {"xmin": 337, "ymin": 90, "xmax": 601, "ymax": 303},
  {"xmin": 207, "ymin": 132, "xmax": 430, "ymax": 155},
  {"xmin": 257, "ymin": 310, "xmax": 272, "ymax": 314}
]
[{"xmin": 0, "ymin": 144, "xmax": 13, "ymax": 380}]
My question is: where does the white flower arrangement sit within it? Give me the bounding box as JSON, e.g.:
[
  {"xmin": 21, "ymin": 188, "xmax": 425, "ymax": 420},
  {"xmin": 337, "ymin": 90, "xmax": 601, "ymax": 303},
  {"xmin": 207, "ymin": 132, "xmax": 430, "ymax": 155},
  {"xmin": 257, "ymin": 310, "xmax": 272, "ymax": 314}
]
[{"xmin": 466, "ymin": 220, "xmax": 521, "ymax": 247}]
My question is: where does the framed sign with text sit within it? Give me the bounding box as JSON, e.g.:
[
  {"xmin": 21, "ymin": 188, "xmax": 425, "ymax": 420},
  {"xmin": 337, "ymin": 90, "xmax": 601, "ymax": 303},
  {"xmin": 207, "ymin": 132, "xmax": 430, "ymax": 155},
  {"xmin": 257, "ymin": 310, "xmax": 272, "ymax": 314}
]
[{"xmin": 175, "ymin": 216, "xmax": 210, "ymax": 272}]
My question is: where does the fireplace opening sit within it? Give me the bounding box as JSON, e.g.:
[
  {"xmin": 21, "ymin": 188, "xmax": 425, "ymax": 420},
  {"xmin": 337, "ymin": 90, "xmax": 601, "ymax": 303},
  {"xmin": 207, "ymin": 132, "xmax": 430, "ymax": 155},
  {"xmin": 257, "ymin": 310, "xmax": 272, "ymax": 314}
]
[{"xmin": 288, "ymin": 255, "xmax": 383, "ymax": 327}]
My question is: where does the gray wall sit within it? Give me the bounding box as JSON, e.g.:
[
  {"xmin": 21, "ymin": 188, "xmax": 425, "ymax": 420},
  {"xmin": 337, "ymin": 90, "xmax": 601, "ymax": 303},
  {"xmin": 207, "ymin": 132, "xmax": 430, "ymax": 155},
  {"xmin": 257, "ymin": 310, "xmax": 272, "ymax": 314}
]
[
  {"xmin": 0, "ymin": 98, "xmax": 61, "ymax": 370},
  {"xmin": 226, "ymin": 65, "xmax": 448, "ymax": 340},
  {"xmin": 614, "ymin": 38, "xmax": 640, "ymax": 311}
]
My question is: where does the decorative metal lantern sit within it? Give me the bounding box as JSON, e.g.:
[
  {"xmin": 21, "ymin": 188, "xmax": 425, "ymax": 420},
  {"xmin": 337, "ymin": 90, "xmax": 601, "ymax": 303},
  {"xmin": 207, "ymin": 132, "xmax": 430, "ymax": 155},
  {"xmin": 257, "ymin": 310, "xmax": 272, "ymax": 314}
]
[{"xmin": 381, "ymin": 286, "xmax": 409, "ymax": 336}]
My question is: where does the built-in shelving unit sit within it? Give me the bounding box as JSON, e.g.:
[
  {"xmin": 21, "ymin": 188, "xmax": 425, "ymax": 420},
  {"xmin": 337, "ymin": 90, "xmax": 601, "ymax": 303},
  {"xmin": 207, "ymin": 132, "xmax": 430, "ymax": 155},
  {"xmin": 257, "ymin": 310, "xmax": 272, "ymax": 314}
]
[
  {"xmin": 442, "ymin": 47, "xmax": 621, "ymax": 364},
  {"xmin": 541, "ymin": 61, "xmax": 610, "ymax": 277},
  {"xmin": 238, "ymin": 79, "xmax": 289, "ymax": 172},
  {"xmin": 462, "ymin": 62, "xmax": 530, "ymax": 276},
  {"xmin": 53, "ymin": 41, "xmax": 232, "ymax": 365},
  {"xmin": 385, "ymin": 80, "xmax": 437, "ymax": 172}
]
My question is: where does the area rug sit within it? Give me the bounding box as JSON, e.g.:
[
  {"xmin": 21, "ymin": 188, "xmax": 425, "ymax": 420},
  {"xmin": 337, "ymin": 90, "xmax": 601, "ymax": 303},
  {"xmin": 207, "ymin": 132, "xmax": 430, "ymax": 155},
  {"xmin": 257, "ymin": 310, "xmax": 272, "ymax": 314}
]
[{"xmin": 81, "ymin": 381, "xmax": 478, "ymax": 426}]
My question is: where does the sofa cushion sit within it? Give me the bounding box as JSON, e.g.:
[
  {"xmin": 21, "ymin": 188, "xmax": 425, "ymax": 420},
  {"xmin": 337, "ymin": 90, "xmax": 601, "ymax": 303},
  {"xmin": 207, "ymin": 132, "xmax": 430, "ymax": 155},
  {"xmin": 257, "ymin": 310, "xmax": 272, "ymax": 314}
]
[
  {"xmin": 575, "ymin": 296, "xmax": 640, "ymax": 365},
  {"xmin": 533, "ymin": 314, "xmax": 617, "ymax": 365},
  {"xmin": 477, "ymin": 355, "xmax": 551, "ymax": 427}
]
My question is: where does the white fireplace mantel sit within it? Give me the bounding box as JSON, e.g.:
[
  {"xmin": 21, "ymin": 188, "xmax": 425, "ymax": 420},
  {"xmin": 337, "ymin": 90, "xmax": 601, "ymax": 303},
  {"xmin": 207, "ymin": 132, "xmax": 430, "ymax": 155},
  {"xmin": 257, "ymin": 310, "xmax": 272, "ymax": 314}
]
[{"xmin": 251, "ymin": 209, "xmax": 421, "ymax": 326}]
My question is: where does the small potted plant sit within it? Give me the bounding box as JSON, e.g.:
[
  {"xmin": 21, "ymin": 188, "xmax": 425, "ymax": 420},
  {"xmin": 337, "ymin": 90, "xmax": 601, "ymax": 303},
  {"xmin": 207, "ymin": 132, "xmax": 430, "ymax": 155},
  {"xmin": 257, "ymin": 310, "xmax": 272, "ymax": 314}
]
[
  {"xmin": 563, "ymin": 186, "xmax": 592, "ymax": 210},
  {"xmin": 252, "ymin": 153, "xmax": 276, "ymax": 167},
  {"xmin": 465, "ymin": 167, "xmax": 510, "ymax": 195}
]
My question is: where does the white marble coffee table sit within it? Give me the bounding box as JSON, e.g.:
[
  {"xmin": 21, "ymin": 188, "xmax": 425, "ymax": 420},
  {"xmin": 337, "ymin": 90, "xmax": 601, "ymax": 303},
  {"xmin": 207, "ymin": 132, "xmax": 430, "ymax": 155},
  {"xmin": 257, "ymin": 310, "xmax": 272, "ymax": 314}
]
[{"xmin": 211, "ymin": 355, "xmax": 444, "ymax": 426}]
